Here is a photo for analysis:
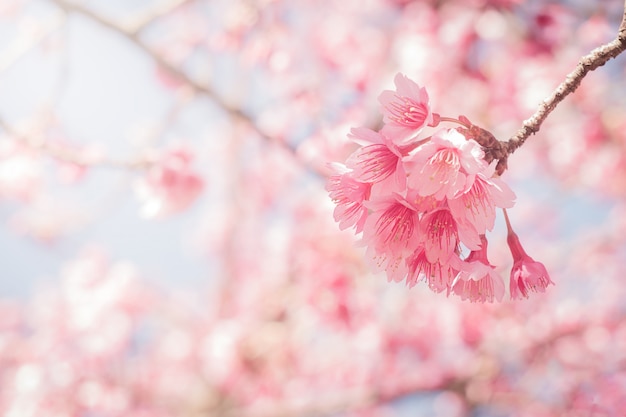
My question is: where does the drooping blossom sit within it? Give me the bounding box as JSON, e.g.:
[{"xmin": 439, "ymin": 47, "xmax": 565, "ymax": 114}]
[
  {"xmin": 326, "ymin": 163, "xmax": 371, "ymax": 233},
  {"xmin": 361, "ymin": 194, "xmax": 421, "ymax": 275},
  {"xmin": 405, "ymin": 246, "xmax": 463, "ymax": 292},
  {"xmin": 135, "ymin": 146, "xmax": 204, "ymax": 218},
  {"xmin": 448, "ymin": 164, "xmax": 516, "ymax": 233},
  {"xmin": 504, "ymin": 209, "xmax": 554, "ymax": 299},
  {"xmin": 451, "ymin": 235, "xmax": 504, "ymax": 303},
  {"xmin": 346, "ymin": 127, "xmax": 406, "ymax": 193},
  {"xmin": 379, "ymin": 73, "xmax": 434, "ymax": 145},
  {"xmin": 421, "ymin": 206, "xmax": 481, "ymax": 263},
  {"xmin": 405, "ymin": 128, "xmax": 486, "ymax": 200}
]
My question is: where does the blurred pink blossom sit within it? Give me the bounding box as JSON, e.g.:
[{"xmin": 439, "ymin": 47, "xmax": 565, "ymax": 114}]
[{"xmin": 135, "ymin": 147, "xmax": 204, "ymax": 218}]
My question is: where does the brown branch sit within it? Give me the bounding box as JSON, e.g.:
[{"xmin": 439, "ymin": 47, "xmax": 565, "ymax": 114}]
[
  {"xmin": 504, "ymin": 1, "xmax": 626, "ymax": 157},
  {"xmin": 621, "ymin": 0, "xmax": 626, "ymax": 36}
]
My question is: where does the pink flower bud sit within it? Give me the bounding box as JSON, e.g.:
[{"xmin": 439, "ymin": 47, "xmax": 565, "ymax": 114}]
[{"xmin": 504, "ymin": 209, "xmax": 554, "ymax": 299}]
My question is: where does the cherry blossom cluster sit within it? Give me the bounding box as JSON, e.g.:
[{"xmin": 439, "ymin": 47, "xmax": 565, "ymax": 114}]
[{"xmin": 328, "ymin": 73, "xmax": 552, "ymax": 302}]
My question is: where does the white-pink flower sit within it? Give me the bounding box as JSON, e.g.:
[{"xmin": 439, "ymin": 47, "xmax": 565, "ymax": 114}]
[
  {"xmin": 421, "ymin": 206, "xmax": 481, "ymax": 264},
  {"xmin": 379, "ymin": 73, "xmax": 434, "ymax": 145},
  {"xmin": 326, "ymin": 163, "xmax": 371, "ymax": 233},
  {"xmin": 451, "ymin": 236, "xmax": 504, "ymax": 303},
  {"xmin": 346, "ymin": 127, "xmax": 406, "ymax": 192},
  {"xmin": 405, "ymin": 246, "xmax": 462, "ymax": 292},
  {"xmin": 448, "ymin": 164, "xmax": 516, "ymax": 233},
  {"xmin": 361, "ymin": 193, "xmax": 421, "ymax": 260},
  {"xmin": 405, "ymin": 128, "xmax": 486, "ymax": 200}
]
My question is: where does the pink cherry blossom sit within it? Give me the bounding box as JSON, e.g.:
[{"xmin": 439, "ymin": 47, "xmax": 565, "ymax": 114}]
[
  {"xmin": 405, "ymin": 246, "xmax": 462, "ymax": 292},
  {"xmin": 406, "ymin": 128, "xmax": 486, "ymax": 200},
  {"xmin": 504, "ymin": 209, "xmax": 554, "ymax": 299},
  {"xmin": 346, "ymin": 127, "xmax": 406, "ymax": 191},
  {"xmin": 361, "ymin": 194, "xmax": 421, "ymax": 262},
  {"xmin": 451, "ymin": 236, "xmax": 504, "ymax": 303},
  {"xmin": 379, "ymin": 73, "xmax": 434, "ymax": 145},
  {"xmin": 420, "ymin": 207, "xmax": 459, "ymax": 263},
  {"xmin": 448, "ymin": 165, "xmax": 516, "ymax": 233},
  {"xmin": 326, "ymin": 163, "xmax": 371, "ymax": 233},
  {"xmin": 421, "ymin": 206, "xmax": 481, "ymax": 263}
]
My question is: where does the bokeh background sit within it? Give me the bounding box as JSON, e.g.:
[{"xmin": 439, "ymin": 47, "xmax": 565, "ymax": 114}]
[{"xmin": 1, "ymin": 0, "xmax": 626, "ymax": 416}]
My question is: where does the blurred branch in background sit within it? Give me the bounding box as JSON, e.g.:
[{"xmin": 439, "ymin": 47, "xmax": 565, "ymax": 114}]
[
  {"xmin": 127, "ymin": 0, "xmax": 196, "ymax": 35},
  {"xmin": 0, "ymin": 114, "xmax": 147, "ymax": 169},
  {"xmin": 50, "ymin": 0, "xmax": 316, "ymax": 173},
  {"xmin": 0, "ymin": 13, "xmax": 65, "ymax": 73}
]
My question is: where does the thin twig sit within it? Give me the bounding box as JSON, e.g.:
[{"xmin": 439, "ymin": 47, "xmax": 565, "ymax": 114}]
[
  {"xmin": 504, "ymin": 0, "xmax": 626, "ymax": 156},
  {"xmin": 0, "ymin": 15, "xmax": 66, "ymax": 73},
  {"xmin": 0, "ymin": 115, "xmax": 147, "ymax": 169},
  {"xmin": 49, "ymin": 0, "xmax": 305, "ymax": 165},
  {"xmin": 127, "ymin": 0, "xmax": 196, "ymax": 35}
]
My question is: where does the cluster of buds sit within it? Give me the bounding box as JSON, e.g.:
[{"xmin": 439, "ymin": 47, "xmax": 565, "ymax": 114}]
[{"xmin": 327, "ymin": 74, "xmax": 552, "ymax": 302}]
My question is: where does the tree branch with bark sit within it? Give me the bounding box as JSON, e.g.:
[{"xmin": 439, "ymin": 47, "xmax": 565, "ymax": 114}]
[{"xmin": 490, "ymin": 0, "xmax": 626, "ymax": 172}]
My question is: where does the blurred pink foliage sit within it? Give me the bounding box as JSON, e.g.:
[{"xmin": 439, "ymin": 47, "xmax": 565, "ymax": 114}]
[
  {"xmin": 1, "ymin": 0, "xmax": 626, "ymax": 416},
  {"xmin": 134, "ymin": 146, "xmax": 204, "ymax": 218}
]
